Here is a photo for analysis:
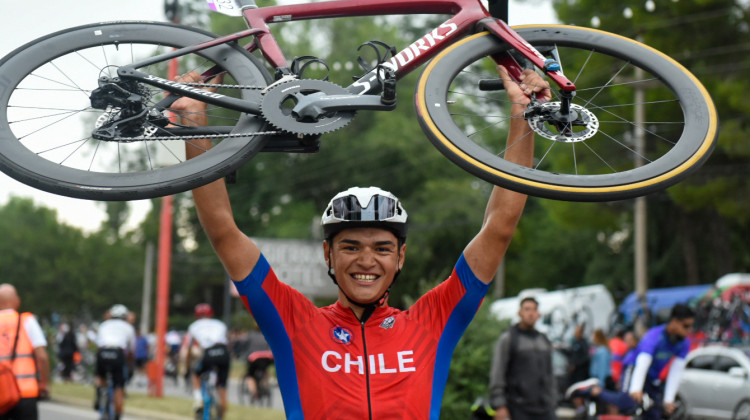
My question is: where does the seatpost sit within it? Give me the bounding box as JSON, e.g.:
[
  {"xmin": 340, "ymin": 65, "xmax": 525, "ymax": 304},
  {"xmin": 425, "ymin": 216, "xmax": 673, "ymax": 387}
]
[{"xmin": 487, "ymin": 0, "xmax": 509, "ymax": 22}]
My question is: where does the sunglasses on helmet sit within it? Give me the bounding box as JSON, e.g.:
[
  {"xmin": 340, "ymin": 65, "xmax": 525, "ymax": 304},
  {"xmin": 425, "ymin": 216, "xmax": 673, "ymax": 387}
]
[{"xmin": 330, "ymin": 195, "xmax": 398, "ymax": 221}]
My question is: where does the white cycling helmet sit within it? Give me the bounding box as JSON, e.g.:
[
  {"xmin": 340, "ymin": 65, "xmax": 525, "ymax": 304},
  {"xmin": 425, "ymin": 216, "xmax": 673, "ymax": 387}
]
[
  {"xmin": 321, "ymin": 186, "xmax": 408, "ymax": 242},
  {"xmin": 109, "ymin": 304, "xmax": 129, "ymax": 319}
]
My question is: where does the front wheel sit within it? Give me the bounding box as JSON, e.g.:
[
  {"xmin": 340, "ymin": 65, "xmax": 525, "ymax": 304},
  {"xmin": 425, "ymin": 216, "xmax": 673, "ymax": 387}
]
[
  {"xmin": 0, "ymin": 22, "xmax": 272, "ymax": 200},
  {"xmin": 416, "ymin": 26, "xmax": 718, "ymax": 201}
]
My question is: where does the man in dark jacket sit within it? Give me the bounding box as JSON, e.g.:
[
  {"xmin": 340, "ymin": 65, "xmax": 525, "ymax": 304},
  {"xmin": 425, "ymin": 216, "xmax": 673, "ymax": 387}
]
[{"xmin": 489, "ymin": 296, "xmax": 557, "ymax": 420}]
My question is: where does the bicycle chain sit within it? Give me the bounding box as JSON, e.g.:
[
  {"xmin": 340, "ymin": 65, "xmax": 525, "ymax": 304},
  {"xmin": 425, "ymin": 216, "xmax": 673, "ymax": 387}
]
[
  {"xmin": 113, "ymin": 130, "xmax": 282, "ymax": 142},
  {"xmin": 112, "ymin": 81, "xmax": 274, "ymax": 141}
]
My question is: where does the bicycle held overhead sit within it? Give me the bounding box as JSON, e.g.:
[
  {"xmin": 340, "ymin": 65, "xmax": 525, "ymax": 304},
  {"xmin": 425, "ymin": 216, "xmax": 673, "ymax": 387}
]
[{"xmin": 0, "ymin": 0, "xmax": 717, "ymax": 201}]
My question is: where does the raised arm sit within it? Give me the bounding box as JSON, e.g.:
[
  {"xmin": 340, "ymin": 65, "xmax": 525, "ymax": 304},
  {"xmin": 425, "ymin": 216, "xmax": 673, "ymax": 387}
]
[
  {"xmin": 463, "ymin": 66, "xmax": 550, "ymax": 283},
  {"xmin": 174, "ymin": 72, "xmax": 260, "ymax": 281}
]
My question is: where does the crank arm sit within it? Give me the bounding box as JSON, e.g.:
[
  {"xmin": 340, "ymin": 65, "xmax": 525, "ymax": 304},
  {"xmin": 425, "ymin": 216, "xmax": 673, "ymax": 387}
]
[{"xmin": 293, "ymin": 94, "xmax": 396, "ymax": 117}]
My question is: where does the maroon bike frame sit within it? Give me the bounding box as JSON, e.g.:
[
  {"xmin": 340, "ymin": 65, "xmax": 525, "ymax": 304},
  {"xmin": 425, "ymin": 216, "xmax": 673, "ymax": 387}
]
[{"xmin": 240, "ymin": 0, "xmax": 575, "ymax": 93}]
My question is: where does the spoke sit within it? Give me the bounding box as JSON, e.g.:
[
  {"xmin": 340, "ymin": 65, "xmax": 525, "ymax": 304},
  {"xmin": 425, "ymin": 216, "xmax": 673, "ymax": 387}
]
[
  {"xmin": 572, "ymin": 142, "xmax": 578, "ymax": 175},
  {"xmin": 156, "ymin": 140, "xmax": 185, "ymax": 164},
  {"xmin": 17, "ymin": 108, "xmax": 90, "ymax": 141},
  {"xmin": 581, "ymin": 61, "xmax": 630, "ymax": 108},
  {"xmin": 597, "ymin": 128, "xmax": 653, "ymax": 164},
  {"xmin": 535, "ymin": 136, "xmax": 557, "ymax": 169},
  {"xmin": 499, "ymin": 126, "xmax": 535, "ymax": 158},
  {"xmin": 36, "ymin": 138, "xmax": 89, "ymax": 155},
  {"xmin": 144, "ymin": 141, "xmax": 154, "ymax": 171},
  {"xmin": 574, "ymin": 77, "xmax": 661, "ymax": 93},
  {"xmin": 580, "ymin": 139, "xmax": 617, "ymax": 173},
  {"xmin": 50, "ymin": 61, "xmax": 90, "ymax": 101},
  {"xmin": 88, "ymin": 140, "xmax": 102, "ymax": 171},
  {"xmin": 60, "ymin": 138, "xmax": 91, "ymax": 166},
  {"xmin": 583, "ymin": 100, "xmax": 681, "ymax": 146},
  {"xmin": 28, "ymin": 73, "xmax": 88, "ymax": 93},
  {"xmin": 572, "ymin": 47, "xmax": 596, "ymax": 86},
  {"xmin": 448, "ymin": 89, "xmax": 511, "ymax": 105},
  {"xmin": 593, "ymin": 98, "xmax": 680, "ymax": 109},
  {"xmin": 9, "ymin": 108, "xmax": 94, "ymax": 124}
]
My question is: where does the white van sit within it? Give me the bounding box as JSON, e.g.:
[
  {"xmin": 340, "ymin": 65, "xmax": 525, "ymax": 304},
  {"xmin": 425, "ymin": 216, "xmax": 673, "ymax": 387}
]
[{"xmin": 489, "ymin": 284, "xmax": 616, "ymax": 344}]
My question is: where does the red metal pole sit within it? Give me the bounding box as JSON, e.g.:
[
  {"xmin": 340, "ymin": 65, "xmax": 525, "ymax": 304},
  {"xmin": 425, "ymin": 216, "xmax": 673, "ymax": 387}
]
[
  {"xmin": 153, "ymin": 195, "xmax": 174, "ymax": 398},
  {"xmin": 152, "ymin": 54, "xmax": 179, "ymax": 398}
]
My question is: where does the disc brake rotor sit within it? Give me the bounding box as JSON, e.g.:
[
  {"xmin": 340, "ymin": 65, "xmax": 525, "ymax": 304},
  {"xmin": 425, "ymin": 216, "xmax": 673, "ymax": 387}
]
[
  {"xmin": 261, "ymin": 79, "xmax": 355, "ymax": 136},
  {"xmin": 527, "ymin": 102, "xmax": 599, "ymax": 143}
]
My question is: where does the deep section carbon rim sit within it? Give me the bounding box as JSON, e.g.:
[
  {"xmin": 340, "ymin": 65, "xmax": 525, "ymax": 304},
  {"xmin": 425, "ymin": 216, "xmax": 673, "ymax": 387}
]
[{"xmin": 417, "ymin": 26, "xmax": 718, "ymax": 201}]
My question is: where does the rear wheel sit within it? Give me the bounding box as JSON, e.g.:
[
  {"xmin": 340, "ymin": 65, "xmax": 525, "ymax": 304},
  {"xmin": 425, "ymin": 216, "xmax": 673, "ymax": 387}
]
[
  {"xmin": 733, "ymin": 399, "xmax": 750, "ymax": 420},
  {"xmin": 0, "ymin": 22, "xmax": 272, "ymax": 200},
  {"xmin": 416, "ymin": 26, "xmax": 718, "ymax": 201}
]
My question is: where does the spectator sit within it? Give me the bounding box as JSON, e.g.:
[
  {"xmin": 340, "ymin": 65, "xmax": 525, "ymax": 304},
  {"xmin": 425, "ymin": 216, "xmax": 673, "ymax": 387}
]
[
  {"xmin": 488, "ymin": 297, "xmax": 557, "ymax": 420},
  {"xmin": 589, "ymin": 329, "xmax": 611, "ymax": 386},
  {"xmin": 0, "ymin": 283, "xmax": 50, "ymax": 420},
  {"xmin": 56, "ymin": 323, "xmax": 78, "ymax": 382},
  {"xmin": 566, "ymin": 304, "xmax": 695, "ymax": 419},
  {"xmin": 134, "ymin": 330, "xmax": 150, "ymax": 387},
  {"xmin": 568, "ymin": 324, "xmax": 591, "ymax": 385}
]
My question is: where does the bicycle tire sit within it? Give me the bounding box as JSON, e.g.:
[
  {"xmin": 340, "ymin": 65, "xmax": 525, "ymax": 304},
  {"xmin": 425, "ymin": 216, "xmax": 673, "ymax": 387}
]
[
  {"xmin": 0, "ymin": 22, "xmax": 272, "ymax": 201},
  {"xmin": 416, "ymin": 26, "xmax": 718, "ymax": 201}
]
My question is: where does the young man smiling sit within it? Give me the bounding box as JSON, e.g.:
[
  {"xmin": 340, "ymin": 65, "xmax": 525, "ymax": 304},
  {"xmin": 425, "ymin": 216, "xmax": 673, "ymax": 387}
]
[{"xmin": 178, "ymin": 66, "xmax": 549, "ymax": 420}]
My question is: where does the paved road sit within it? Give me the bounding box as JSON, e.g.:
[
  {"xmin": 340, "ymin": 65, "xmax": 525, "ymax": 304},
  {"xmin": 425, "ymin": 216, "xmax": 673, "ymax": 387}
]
[
  {"xmin": 40, "ymin": 400, "xmax": 157, "ymax": 420},
  {"xmin": 128, "ymin": 373, "xmax": 284, "ymax": 412}
]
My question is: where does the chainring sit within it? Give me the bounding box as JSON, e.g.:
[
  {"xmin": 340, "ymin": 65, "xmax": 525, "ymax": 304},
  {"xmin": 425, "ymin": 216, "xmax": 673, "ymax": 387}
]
[{"xmin": 261, "ymin": 79, "xmax": 355, "ymax": 136}]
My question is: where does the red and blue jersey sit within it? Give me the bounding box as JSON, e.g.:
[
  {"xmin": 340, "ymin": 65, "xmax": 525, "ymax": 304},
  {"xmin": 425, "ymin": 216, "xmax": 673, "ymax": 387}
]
[{"xmin": 234, "ymin": 253, "xmax": 488, "ymax": 420}]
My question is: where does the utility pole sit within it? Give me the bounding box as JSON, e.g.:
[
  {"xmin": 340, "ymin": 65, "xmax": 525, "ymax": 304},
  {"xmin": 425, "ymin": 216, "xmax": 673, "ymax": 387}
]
[
  {"xmin": 633, "ymin": 42, "xmax": 649, "ymax": 337},
  {"xmin": 140, "ymin": 242, "xmax": 155, "ymax": 336}
]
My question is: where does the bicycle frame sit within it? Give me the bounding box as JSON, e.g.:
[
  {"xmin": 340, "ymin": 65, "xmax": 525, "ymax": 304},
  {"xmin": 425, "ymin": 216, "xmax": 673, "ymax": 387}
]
[{"xmin": 118, "ymin": 0, "xmax": 575, "ymax": 114}]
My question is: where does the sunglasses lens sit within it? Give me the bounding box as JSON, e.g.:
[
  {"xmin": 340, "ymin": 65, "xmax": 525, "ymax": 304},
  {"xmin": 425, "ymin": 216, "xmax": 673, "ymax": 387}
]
[{"xmin": 331, "ymin": 195, "xmax": 397, "ymax": 221}]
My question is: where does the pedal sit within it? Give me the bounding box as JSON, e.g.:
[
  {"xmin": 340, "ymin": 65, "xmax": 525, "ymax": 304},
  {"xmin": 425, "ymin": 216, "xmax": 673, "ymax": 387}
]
[{"xmin": 378, "ymin": 65, "xmax": 397, "ymax": 105}]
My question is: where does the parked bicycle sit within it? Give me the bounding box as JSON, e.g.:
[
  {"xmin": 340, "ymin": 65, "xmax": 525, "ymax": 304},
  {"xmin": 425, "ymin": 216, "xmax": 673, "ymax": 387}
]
[{"xmin": 0, "ymin": 0, "xmax": 717, "ymax": 202}]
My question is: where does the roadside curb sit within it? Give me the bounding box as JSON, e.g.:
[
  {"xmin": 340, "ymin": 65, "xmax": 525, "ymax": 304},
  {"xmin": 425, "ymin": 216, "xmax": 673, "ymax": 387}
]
[{"xmin": 51, "ymin": 394, "xmax": 192, "ymax": 420}]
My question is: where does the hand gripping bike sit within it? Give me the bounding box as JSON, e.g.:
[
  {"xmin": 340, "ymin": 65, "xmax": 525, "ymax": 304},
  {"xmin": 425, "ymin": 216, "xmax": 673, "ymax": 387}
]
[{"xmin": 0, "ymin": 0, "xmax": 718, "ymax": 201}]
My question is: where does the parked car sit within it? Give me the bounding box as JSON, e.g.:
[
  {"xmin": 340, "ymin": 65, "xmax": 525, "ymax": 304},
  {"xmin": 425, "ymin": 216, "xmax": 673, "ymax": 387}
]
[{"xmin": 676, "ymin": 345, "xmax": 750, "ymax": 419}]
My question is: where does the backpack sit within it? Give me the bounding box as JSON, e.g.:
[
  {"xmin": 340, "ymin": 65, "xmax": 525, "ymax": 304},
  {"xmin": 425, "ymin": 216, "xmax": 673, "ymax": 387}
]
[{"xmin": 0, "ymin": 315, "xmax": 22, "ymax": 414}]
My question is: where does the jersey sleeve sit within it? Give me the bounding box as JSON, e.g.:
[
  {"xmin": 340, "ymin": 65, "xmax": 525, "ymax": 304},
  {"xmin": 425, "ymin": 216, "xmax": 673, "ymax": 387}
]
[
  {"xmin": 233, "ymin": 253, "xmax": 318, "ymax": 337},
  {"xmin": 408, "ymin": 253, "xmax": 489, "ymax": 333}
]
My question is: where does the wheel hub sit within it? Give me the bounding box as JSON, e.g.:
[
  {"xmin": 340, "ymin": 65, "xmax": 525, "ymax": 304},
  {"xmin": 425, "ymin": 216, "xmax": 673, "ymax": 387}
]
[{"xmin": 527, "ymin": 102, "xmax": 599, "ymax": 143}]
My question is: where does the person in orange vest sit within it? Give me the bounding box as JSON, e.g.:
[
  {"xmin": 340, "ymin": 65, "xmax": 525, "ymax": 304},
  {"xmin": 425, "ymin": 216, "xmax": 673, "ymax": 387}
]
[{"xmin": 0, "ymin": 283, "xmax": 50, "ymax": 420}]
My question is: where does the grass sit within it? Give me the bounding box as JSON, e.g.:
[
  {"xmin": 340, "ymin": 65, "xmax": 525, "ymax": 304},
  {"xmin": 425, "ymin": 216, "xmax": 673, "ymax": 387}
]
[{"xmin": 51, "ymin": 382, "xmax": 285, "ymax": 420}]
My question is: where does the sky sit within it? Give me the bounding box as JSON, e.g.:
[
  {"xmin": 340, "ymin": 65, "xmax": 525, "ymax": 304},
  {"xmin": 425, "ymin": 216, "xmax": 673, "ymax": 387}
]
[{"xmin": 0, "ymin": 0, "xmax": 557, "ymax": 233}]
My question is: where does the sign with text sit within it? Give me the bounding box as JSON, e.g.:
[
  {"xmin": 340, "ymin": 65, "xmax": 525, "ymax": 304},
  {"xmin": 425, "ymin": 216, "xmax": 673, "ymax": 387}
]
[{"xmin": 253, "ymin": 238, "xmax": 338, "ymax": 299}]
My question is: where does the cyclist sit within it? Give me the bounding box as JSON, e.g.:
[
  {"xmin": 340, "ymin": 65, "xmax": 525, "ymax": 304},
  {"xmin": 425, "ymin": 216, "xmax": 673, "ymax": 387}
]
[
  {"xmin": 184, "ymin": 303, "xmax": 230, "ymax": 419},
  {"xmin": 176, "ymin": 66, "xmax": 549, "ymax": 419},
  {"xmin": 93, "ymin": 304, "xmax": 136, "ymax": 420},
  {"xmin": 566, "ymin": 304, "xmax": 696, "ymax": 419},
  {"xmin": 244, "ymin": 323, "xmax": 273, "ymax": 403}
]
